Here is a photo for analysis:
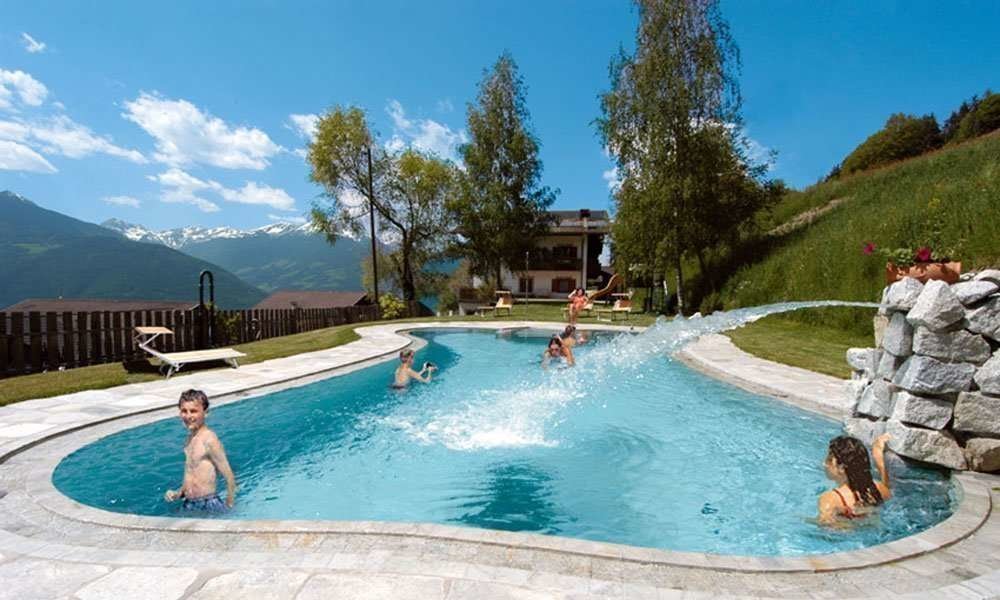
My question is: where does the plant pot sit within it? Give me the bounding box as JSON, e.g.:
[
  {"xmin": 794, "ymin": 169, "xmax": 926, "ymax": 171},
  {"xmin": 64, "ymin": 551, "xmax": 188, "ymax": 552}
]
[{"xmin": 885, "ymin": 261, "xmax": 962, "ymax": 285}]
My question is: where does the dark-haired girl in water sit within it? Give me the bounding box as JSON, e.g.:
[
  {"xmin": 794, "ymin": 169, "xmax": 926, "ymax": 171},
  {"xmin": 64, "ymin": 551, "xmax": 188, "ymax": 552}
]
[{"xmin": 818, "ymin": 433, "xmax": 891, "ymax": 525}]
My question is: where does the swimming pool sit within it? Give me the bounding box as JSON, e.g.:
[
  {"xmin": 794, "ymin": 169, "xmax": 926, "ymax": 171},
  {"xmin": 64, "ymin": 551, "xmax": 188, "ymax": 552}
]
[{"xmin": 53, "ymin": 320, "xmax": 955, "ymax": 556}]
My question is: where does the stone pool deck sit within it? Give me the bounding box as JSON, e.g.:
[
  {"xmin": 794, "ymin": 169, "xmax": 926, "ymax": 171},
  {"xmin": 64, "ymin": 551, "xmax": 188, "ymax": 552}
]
[{"xmin": 0, "ymin": 321, "xmax": 998, "ymax": 599}]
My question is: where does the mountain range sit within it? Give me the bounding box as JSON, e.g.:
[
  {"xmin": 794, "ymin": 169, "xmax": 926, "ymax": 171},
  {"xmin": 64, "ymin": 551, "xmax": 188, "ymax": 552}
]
[
  {"xmin": 0, "ymin": 191, "xmax": 266, "ymax": 309},
  {"xmin": 101, "ymin": 218, "xmax": 367, "ymax": 293}
]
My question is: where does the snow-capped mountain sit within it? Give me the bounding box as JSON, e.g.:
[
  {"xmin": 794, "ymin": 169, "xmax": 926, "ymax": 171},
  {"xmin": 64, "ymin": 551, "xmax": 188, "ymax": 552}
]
[{"xmin": 101, "ymin": 218, "xmax": 318, "ymax": 249}]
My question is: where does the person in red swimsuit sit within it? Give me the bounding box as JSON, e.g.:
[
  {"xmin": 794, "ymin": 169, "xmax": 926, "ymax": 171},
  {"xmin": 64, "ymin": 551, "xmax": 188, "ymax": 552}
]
[{"xmin": 817, "ymin": 433, "xmax": 891, "ymax": 524}]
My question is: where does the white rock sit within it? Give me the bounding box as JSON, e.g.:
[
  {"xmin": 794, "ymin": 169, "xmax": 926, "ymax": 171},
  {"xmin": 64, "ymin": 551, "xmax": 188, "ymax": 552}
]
[
  {"xmin": 846, "ymin": 348, "xmax": 874, "ymax": 372},
  {"xmin": 845, "ymin": 379, "xmax": 868, "ymax": 416},
  {"xmin": 964, "ymin": 438, "xmax": 1000, "ymax": 472},
  {"xmin": 877, "ymin": 350, "xmax": 905, "ymax": 380},
  {"xmin": 953, "ymin": 391, "xmax": 1000, "ymax": 436},
  {"xmin": 858, "ymin": 379, "xmax": 894, "ymax": 418},
  {"xmin": 877, "ymin": 286, "xmax": 891, "ymax": 316},
  {"xmin": 864, "ymin": 349, "xmax": 883, "ymax": 380},
  {"xmin": 892, "ymin": 355, "xmax": 976, "ymax": 394},
  {"xmin": 912, "ymin": 327, "xmax": 992, "ymax": 365},
  {"xmin": 907, "ymin": 280, "xmax": 966, "ymax": 331},
  {"xmin": 873, "ymin": 313, "xmax": 889, "ymax": 347},
  {"xmin": 890, "ymin": 390, "xmax": 953, "ymax": 429},
  {"xmin": 882, "ymin": 312, "xmax": 914, "ymax": 356},
  {"xmin": 886, "ymin": 420, "xmax": 967, "ymax": 470},
  {"xmin": 966, "ymin": 296, "xmax": 1000, "ymax": 341},
  {"xmin": 974, "ymin": 351, "xmax": 1000, "ymax": 394},
  {"xmin": 952, "ymin": 280, "xmax": 999, "ymax": 306},
  {"xmin": 885, "ymin": 277, "xmax": 924, "ymax": 311},
  {"xmin": 974, "ymin": 269, "xmax": 1000, "ymax": 285},
  {"xmin": 844, "ymin": 417, "xmax": 886, "ymax": 446}
]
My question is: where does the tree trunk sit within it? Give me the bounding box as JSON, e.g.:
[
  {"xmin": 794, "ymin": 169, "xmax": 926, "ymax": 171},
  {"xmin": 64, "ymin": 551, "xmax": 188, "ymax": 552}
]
[
  {"xmin": 401, "ymin": 238, "xmax": 416, "ymax": 301},
  {"xmin": 675, "ymin": 253, "xmax": 685, "ymax": 316},
  {"xmin": 696, "ymin": 249, "xmax": 713, "ymax": 293},
  {"xmin": 495, "ymin": 262, "xmax": 503, "ymax": 290}
]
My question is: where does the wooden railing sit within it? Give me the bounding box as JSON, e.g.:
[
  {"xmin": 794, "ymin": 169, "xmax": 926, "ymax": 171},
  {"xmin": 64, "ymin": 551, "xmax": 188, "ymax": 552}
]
[{"xmin": 0, "ymin": 301, "xmax": 426, "ymax": 378}]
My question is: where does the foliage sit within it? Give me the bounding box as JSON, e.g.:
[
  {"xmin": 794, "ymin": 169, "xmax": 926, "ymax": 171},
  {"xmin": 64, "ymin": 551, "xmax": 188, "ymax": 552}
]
[
  {"xmin": 378, "ymin": 293, "xmax": 407, "ymax": 320},
  {"xmin": 839, "ymin": 113, "xmax": 942, "ymax": 175},
  {"xmin": 952, "ymin": 91, "xmax": 1000, "ymax": 143},
  {"xmin": 597, "ymin": 0, "xmax": 773, "ymax": 313},
  {"xmin": 306, "ymin": 107, "xmax": 456, "ymax": 300},
  {"xmin": 450, "ymin": 53, "xmax": 556, "ymax": 286},
  {"xmin": 942, "ymin": 92, "xmax": 983, "ymax": 143},
  {"xmin": 716, "ymin": 131, "xmax": 1000, "ymax": 337}
]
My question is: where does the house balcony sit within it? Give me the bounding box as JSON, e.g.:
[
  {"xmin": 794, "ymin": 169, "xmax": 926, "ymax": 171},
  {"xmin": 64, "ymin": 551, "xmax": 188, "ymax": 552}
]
[{"xmin": 525, "ymin": 258, "xmax": 582, "ymax": 272}]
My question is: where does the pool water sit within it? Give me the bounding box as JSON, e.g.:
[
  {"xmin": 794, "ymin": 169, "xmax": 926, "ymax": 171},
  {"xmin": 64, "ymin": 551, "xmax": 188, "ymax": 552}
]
[{"xmin": 53, "ymin": 319, "xmax": 955, "ymax": 556}]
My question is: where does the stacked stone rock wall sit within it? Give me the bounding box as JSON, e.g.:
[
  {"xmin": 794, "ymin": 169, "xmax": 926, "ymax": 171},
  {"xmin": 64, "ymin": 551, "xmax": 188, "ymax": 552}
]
[{"xmin": 844, "ymin": 269, "xmax": 1000, "ymax": 472}]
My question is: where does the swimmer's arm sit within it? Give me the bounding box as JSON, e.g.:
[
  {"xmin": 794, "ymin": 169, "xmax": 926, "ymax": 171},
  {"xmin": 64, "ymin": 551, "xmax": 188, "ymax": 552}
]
[
  {"xmin": 872, "ymin": 433, "xmax": 892, "ymax": 499},
  {"xmin": 817, "ymin": 491, "xmax": 839, "ymax": 525},
  {"xmin": 540, "ymin": 351, "xmax": 550, "ymax": 369},
  {"xmin": 206, "ymin": 434, "xmax": 237, "ymax": 507},
  {"xmin": 564, "ymin": 348, "xmax": 575, "ymax": 366},
  {"xmin": 407, "ymin": 367, "xmax": 431, "ymax": 383}
]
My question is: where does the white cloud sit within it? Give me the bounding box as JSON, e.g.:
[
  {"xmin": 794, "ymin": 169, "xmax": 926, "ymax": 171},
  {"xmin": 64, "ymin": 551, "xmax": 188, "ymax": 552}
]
[
  {"xmin": 268, "ymin": 213, "xmax": 307, "ymax": 224},
  {"xmin": 385, "ymin": 99, "xmax": 467, "ymax": 161},
  {"xmin": 103, "ymin": 195, "xmax": 140, "ymax": 208},
  {"xmin": 21, "ymin": 32, "xmax": 46, "ymax": 54},
  {"xmin": 287, "ymin": 113, "xmax": 319, "ymax": 140},
  {"xmin": 148, "ymin": 167, "xmax": 297, "ymax": 213},
  {"xmin": 0, "ymin": 69, "xmax": 48, "ymax": 110},
  {"xmin": 0, "ymin": 139, "xmax": 56, "ymax": 173},
  {"xmin": 602, "ymin": 165, "xmax": 621, "ymax": 191},
  {"xmin": 436, "ymin": 99, "xmax": 454, "ymax": 113},
  {"xmin": 27, "ymin": 115, "xmax": 146, "ymax": 163},
  {"xmin": 218, "ymin": 181, "xmax": 295, "ymax": 210},
  {"xmin": 123, "ymin": 92, "xmax": 281, "ymax": 169}
]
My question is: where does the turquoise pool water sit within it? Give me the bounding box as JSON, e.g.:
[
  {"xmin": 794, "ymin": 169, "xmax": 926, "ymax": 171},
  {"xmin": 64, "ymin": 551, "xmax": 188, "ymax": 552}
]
[{"xmin": 53, "ymin": 317, "xmax": 955, "ymax": 556}]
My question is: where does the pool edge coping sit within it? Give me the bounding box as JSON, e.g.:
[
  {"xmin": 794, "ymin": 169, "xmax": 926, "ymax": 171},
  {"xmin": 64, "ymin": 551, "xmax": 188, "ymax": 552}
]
[{"xmin": 1, "ymin": 320, "xmax": 991, "ymax": 575}]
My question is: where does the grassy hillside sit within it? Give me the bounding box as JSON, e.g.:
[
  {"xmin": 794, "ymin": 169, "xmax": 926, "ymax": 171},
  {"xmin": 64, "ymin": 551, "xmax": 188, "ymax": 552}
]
[{"xmin": 718, "ymin": 132, "xmax": 1000, "ymax": 337}]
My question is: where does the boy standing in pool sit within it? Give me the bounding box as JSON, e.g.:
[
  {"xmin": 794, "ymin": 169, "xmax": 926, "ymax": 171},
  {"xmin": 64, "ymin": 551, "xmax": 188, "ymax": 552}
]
[
  {"xmin": 164, "ymin": 389, "xmax": 236, "ymax": 512},
  {"xmin": 393, "ymin": 348, "xmax": 436, "ymax": 389}
]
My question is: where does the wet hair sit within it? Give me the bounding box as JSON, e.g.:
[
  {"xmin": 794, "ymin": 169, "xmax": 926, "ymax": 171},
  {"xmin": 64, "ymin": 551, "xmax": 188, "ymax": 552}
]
[
  {"xmin": 828, "ymin": 436, "xmax": 883, "ymax": 506},
  {"xmin": 548, "ymin": 336, "xmax": 563, "ymax": 349},
  {"xmin": 178, "ymin": 389, "xmax": 209, "ymax": 410},
  {"xmin": 399, "ymin": 349, "xmax": 414, "ymax": 362},
  {"xmin": 562, "ymin": 325, "xmax": 576, "ymax": 337}
]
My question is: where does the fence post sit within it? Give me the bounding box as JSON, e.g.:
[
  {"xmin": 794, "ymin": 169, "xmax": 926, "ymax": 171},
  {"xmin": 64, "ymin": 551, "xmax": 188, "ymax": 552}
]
[
  {"xmin": 28, "ymin": 312, "xmax": 42, "ymax": 373},
  {"xmin": 62, "ymin": 311, "xmax": 76, "ymax": 369},
  {"xmin": 0, "ymin": 312, "xmax": 7, "ymax": 378},
  {"xmin": 46, "ymin": 312, "xmax": 60, "ymax": 370},
  {"xmin": 89, "ymin": 312, "xmax": 103, "ymax": 365}
]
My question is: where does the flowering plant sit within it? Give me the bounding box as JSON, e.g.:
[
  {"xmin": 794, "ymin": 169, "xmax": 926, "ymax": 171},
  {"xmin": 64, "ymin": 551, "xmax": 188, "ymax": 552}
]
[{"xmin": 862, "ymin": 242, "xmax": 949, "ymax": 267}]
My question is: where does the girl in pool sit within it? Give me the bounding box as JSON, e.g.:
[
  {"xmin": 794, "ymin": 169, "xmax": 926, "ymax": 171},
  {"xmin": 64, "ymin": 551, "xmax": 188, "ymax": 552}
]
[
  {"xmin": 541, "ymin": 335, "xmax": 574, "ymax": 368},
  {"xmin": 817, "ymin": 433, "xmax": 891, "ymax": 525}
]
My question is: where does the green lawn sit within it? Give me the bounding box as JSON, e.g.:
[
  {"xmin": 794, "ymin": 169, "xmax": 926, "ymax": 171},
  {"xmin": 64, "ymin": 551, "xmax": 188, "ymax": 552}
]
[{"xmin": 725, "ymin": 313, "xmax": 874, "ymax": 379}]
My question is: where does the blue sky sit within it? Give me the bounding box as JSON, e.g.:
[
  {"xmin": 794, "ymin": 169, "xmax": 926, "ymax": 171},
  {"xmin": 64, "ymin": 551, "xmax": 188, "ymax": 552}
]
[{"xmin": 1, "ymin": 1, "xmax": 998, "ymax": 231}]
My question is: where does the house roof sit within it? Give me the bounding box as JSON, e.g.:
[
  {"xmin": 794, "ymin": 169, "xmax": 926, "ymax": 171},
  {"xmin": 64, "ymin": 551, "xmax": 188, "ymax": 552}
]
[
  {"xmin": 252, "ymin": 290, "xmax": 370, "ymax": 310},
  {"xmin": 2, "ymin": 298, "xmax": 196, "ymax": 313},
  {"xmin": 547, "ymin": 209, "xmax": 611, "ymax": 234}
]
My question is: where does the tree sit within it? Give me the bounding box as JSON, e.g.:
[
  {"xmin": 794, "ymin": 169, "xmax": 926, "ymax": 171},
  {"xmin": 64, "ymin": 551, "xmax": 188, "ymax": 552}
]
[
  {"xmin": 598, "ymin": 0, "xmax": 766, "ymax": 313},
  {"xmin": 307, "ymin": 107, "xmax": 456, "ymax": 300},
  {"xmin": 840, "ymin": 113, "xmax": 942, "ymax": 175},
  {"xmin": 953, "ymin": 91, "xmax": 1000, "ymax": 143},
  {"xmin": 450, "ymin": 53, "xmax": 556, "ymax": 287}
]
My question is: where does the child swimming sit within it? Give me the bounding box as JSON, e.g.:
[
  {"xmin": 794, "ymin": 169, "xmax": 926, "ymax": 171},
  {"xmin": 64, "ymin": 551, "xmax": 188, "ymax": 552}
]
[
  {"xmin": 164, "ymin": 389, "xmax": 237, "ymax": 512},
  {"xmin": 541, "ymin": 335, "xmax": 575, "ymax": 368},
  {"xmin": 393, "ymin": 348, "xmax": 437, "ymax": 389},
  {"xmin": 817, "ymin": 433, "xmax": 891, "ymax": 524}
]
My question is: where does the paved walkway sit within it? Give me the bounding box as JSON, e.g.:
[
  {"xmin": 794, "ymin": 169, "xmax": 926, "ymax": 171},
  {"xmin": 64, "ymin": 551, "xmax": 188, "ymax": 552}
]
[{"xmin": 0, "ymin": 321, "xmax": 998, "ymax": 599}]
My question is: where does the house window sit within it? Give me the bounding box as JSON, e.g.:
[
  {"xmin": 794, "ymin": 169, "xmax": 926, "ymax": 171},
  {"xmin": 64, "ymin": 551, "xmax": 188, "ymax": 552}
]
[
  {"xmin": 551, "ymin": 278, "xmax": 576, "ymax": 293},
  {"xmin": 552, "ymin": 245, "xmax": 577, "ymax": 258},
  {"xmin": 518, "ymin": 277, "xmax": 534, "ymax": 294}
]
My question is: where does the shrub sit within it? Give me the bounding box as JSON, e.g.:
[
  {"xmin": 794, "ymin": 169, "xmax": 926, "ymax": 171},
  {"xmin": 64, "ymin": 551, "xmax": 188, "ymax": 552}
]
[
  {"xmin": 840, "ymin": 113, "xmax": 942, "ymax": 175},
  {"xmin": 378, "ymin": 293, "xmax": 407, "ymax": 320},
  {"xmin": 952, "ymin": 92, "xmax": 1000, "ymax": 143}
]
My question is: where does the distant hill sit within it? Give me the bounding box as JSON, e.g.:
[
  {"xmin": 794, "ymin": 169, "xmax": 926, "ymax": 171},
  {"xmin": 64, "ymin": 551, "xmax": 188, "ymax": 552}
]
[
  {"xmin": 714, "ymin": 132, "xmax": 1000, "ymax": 336},
  {"xmin": 102, "ymin": 219, "xmax": 367, "ymax": 293},
  {"xmin": 0, "ymin": 192, "xmax": 266, "ymax": 309}
]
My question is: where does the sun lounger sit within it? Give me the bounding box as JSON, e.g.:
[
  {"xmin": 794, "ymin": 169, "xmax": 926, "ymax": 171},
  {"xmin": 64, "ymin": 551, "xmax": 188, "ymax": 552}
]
[
  {"xmin": 476, "ymin": 291, "xmax": 514, "ymax": 317},
  {"xmin": 562, "ymin": 300, "xmax": 594, "ymax": 318},
  {"xmin": 134, "ymin": 326, "xmax": 246, "ymax": 378},
  {"xmin": 596, "ymin": 293, "xmax": 633, "ymax": 322}
]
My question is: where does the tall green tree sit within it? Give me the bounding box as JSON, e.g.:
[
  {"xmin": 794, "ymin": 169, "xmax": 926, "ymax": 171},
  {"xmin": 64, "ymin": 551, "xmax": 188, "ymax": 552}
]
[
  {"xmin": 598, "ymin": 0, "xmax": 767, "ymax": 313},
  {"xmin": 450, "ymin": 53, "xmax": 556, "ymax": 287},
  {"xmin": 306, "ymin": 107, "xmax": 455, "ymax": 300}
]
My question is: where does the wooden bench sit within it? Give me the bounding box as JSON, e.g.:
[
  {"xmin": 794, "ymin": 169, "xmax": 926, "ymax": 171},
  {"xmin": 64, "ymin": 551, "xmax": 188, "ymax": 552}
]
[
  {"xmin": 595, "ymin": 293, "xmax": 633, "ymax": 322},
  {"xmin": 134, "ymin": 326, "xmax": 246, "ymax": 378}
]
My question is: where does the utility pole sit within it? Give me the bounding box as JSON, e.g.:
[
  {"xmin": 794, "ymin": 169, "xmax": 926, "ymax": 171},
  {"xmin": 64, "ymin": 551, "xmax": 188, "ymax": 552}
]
[
  {"xmin": 524, "ymin": 250, "xmax": 530, "ymax": 301},
  {"xmin": 366, "ymin": 145, "xmax": 379, "ymax": 305}
]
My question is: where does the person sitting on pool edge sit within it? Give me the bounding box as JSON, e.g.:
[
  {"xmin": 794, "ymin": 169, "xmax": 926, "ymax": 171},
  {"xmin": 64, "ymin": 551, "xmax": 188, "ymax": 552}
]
[
  {"xmin": 817, "ymin": 433, "xmax": 891, "ymax": 525},
  {"xmin": 393, "ymin": 348, "xmax": 437, "ymax": 389},
  {"xmin": 164, "ymin": 389, "xmax": 237, "ymax": 512},
  {"xmin": 541, "ymin": 335, "xmax": 574, "ymax": 368}
]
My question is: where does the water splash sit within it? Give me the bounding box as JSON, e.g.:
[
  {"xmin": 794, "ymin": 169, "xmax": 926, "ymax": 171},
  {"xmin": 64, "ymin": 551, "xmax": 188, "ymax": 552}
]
[{"xmin": 403, "ymin": 300, "xmax": 877, "ymax": 451}]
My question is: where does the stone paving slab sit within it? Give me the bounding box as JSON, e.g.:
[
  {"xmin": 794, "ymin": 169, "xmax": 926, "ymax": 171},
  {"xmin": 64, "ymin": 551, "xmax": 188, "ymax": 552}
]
[{"xmin": 0, "ymin": 321, "xmax": 998, "ymax": 599}]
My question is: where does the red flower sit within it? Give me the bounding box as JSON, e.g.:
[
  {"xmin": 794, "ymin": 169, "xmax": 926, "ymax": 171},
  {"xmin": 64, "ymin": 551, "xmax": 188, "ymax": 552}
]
[
  {"xmin": 915, "ymin": 246, "xmax": 933, "ymax": 262},
  {"xmin": 862, "ymin": 242, "xmax": 876, "ymax": 255}
]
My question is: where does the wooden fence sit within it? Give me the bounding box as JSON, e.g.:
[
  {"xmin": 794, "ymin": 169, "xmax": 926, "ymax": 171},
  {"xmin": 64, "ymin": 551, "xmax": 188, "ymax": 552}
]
[{"xmin": 0, "ymin": 301, "xmax": 427, "ymax": 378}]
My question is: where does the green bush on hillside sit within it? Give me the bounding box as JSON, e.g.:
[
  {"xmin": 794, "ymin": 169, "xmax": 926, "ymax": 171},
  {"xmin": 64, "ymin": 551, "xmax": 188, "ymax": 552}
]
[
  {"xmin": 952, "ymin": 92, "xmax": 1000, "ymax": 143},
  {"xmin": 840, "ymin": 113, "xmax": 943, "ymax": 176}
]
